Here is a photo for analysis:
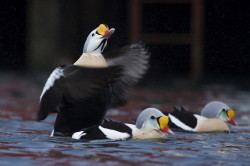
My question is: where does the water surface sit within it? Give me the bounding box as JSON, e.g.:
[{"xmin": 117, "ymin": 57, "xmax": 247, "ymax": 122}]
[
  {"xmin": 0, "ymin": 74, "xmax": 250, "ymax": 166},
  {"xmin": 0, "ymin": 117, "xmax": 250, "ymax": 166}
]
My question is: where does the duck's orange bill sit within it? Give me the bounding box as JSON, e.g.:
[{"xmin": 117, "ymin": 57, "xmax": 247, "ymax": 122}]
[
  {"xmin": 160, "ymin": 127, "xmax": 174, "ymax": 135},
  {"xmin": 228, "ymin": 119, "xmax": 238, "ymax": 126},
  {"xmin": 102, "ymin": 28, "xmax": 115, "ymax": 38},
  {"xmin": 227, "ymin": 109, "xmax": 238, "ymax": 126}
]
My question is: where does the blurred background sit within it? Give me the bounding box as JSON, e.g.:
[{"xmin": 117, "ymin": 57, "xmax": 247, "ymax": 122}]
[{"xmin": 0, "ymin": 0, "xmax": 250, "ymax": 87}]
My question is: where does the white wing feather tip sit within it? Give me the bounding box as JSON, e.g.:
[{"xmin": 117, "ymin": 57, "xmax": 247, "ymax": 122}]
[
  {"xmin": 72, "ymin": 131, "xmax": 86, "ymax": 139},
  {"xmin": 40, "ymin": 68, "xmax": 64, "ymax": 100}
]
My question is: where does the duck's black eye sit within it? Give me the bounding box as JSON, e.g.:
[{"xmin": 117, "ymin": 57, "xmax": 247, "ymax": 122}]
[
  {"xmin": 92, "ymin": 33, "xmax": 95, "ymax": 37},
  {"xmin": 150, "ymin": 116, "xmax": 156, "ymax": 119}
]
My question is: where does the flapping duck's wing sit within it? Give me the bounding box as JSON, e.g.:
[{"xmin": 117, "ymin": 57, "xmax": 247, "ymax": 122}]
[
  {"xmin": 37, "ymin": 64, "xmax": 122, "ymax": 121},
  {"xmin": 105, "ymin": 43, "xmax": 150, "ymax": 107}
]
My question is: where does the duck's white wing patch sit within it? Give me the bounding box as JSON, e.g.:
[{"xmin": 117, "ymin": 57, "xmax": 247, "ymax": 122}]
[
  {"xmin": 72, "ymin": 131, "xmax": 86, "ymax": 140},
  {"xmin": 125, "ymin": 123, "xmax": 139, "ymax": 134},
  {"xmin": 99, "ymin": 126, "xmax": 130, "ymax": 140},
  {"xmin": 40, "ymin": 67, "xmax": 64, "ymax": 100},
  {"xmin": 169, "ymin": 114, "xmax": 195, "ymax": 131}
]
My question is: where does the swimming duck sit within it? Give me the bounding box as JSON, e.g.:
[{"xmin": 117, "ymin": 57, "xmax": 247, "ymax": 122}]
[
  {"xmin": 168, "ymin": 106, "xmax": 230, "ymax": 132},
  {"xmin": 37, "ymin": 24, "xmax": 150, "ymax": 137},
  {"xmin": 72, "ymin": 108, "xmax": 174, "ymax": 140},
  {"xmin": 200, "ymin": 101, "xmax": 237, "ymax": 125}
]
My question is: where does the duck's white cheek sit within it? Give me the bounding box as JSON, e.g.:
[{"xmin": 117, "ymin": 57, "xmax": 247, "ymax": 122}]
[
  {"xmin": 87, "ymin": 38, "xmax": 102, "ymax": 52},
  {"xmin": 87, "ymin": 41, "xmax": 96, "ymax": 52}
]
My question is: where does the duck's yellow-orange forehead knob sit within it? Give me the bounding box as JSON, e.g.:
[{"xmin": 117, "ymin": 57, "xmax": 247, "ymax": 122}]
[
  {"xmin": 227, "ymin": 109, "xmax": 238, "ymax": 125},
  {"xmin": 97, "ymin": 24, "xmax": 109, "ymax": 35},
  {"xmin": 159, "ymin": 116, "xmax": 169, "ymax": 129},
  {"xmin": 227, "ymin": 109, "xmax": 235, "ymax": 120},
  {"xmin": 159, "ymin": 116, "xmax": 174, "ymax": 134}
]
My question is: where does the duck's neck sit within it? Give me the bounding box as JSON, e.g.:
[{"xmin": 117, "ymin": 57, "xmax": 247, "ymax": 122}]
[{"xmin": 74, "ymin": 53, "xmax": 108, "ymax": 68}]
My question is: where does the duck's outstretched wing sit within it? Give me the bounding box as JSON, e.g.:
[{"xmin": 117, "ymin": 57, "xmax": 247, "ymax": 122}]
[
  {"xmin": 105, "ymin": 43, "xmax": 150, "ymax": 107},
  {"xmin": 37, "ymin": 64, "xmax": 122, "ymax": 121}
]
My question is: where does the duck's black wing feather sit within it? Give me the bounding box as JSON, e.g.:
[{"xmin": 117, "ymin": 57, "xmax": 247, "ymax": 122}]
[
  {"xmin": 37, "ymin": 64, "xmax": 122, "ymax": 121},
  {"xmin": 105, "ymin": 43, "xmax": 150, "ymax": 107},
  {"xmin": 101, "ymin": 120, "xmax": 133, "ymax": 134},
  {"xmin": 62, "ymin": 65, "xmax": 121, "ymax": 101},
  {"xmin": 169, "ymin": 106, "xmax": 197, "ymax": 129},
  {"xmin": 162, "ymin": 106, "xmax": 188, "ymax": 119}
]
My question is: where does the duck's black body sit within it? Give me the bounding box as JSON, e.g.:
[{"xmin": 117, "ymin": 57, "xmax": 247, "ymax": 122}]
[
  {"xmin": 166, "ymin": 106, "xmax": 230, "ymax": 132},
  {"xmin": 168, "ymin": 106, "xmax": 197, "ymax": 130},
  {"xmin": 53, "ymin": 85, "xmax": 112, "ymax": 136},
  {"xmin": 37, "ymin": 64, "xmax": 123, "ymax": 136},
  {"xmin": 37, "ymin": 43, "xmax": 149, "ymax": 137},
  {"xmin": 72, "ymin": 120, "xmax": 133, "ymax": 140},
  {"xmin": 164, "ymin": 106, "xmax": 200, "ymax": 132},
  {"xmin": 72, "ymin": 108, "xmax": 174, "ymax": 140}
]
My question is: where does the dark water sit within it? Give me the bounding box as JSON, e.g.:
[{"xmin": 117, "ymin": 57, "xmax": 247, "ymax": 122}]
[{"xmin": 0, "ymin": 116, "xmax": 250, "ymax": 166}]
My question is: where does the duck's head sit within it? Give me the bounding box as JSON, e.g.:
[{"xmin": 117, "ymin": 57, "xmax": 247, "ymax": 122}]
[
  {"xmin": 201, "ymin": 101, "xmax": 238, "ymax": 125},
  {"xmin": 218, "ymin": 108, "xmax": 237, "ymax": 125},
  {"xmin": 135, "ymin": 108, "xmax": 174, "ymax": 134},
  {"xmin": 83, "ymin": 24, "xmax": 115, "ymax": 54}
]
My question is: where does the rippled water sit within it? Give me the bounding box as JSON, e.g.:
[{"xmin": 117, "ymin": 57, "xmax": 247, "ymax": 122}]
[
  {"xmin": 0, "ymin": 117, "xmax": 250, "ymax": 166},
  {"xmin": 1, "ymin": 74, "xmax": 250, "ymax": 165}
]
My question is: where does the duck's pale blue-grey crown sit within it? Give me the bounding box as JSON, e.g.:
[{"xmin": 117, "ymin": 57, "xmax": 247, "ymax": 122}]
[
  {"xmin": 135, "ymin": 108, "xmax": 165, "ymax": 129},
  {"xmin": 200, "ymin": 101, "xmax": 230, "ymax": 118}
]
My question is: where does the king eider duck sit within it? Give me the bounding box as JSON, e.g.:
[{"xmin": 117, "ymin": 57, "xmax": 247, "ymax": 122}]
[
  {"xmin": 72, "ymin": 108, "xmax": 174, "ymax": 140},
  {"xmin": 37, "ymin": 24, "xmax": 150, "ymax": 137},
  {"xmin": 168, "ymin": 106, "xmax": 231, "ymax": 132},
  {"xmin": 200, "ymin": 101, "xmax": 237, "ymax": 125}
]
